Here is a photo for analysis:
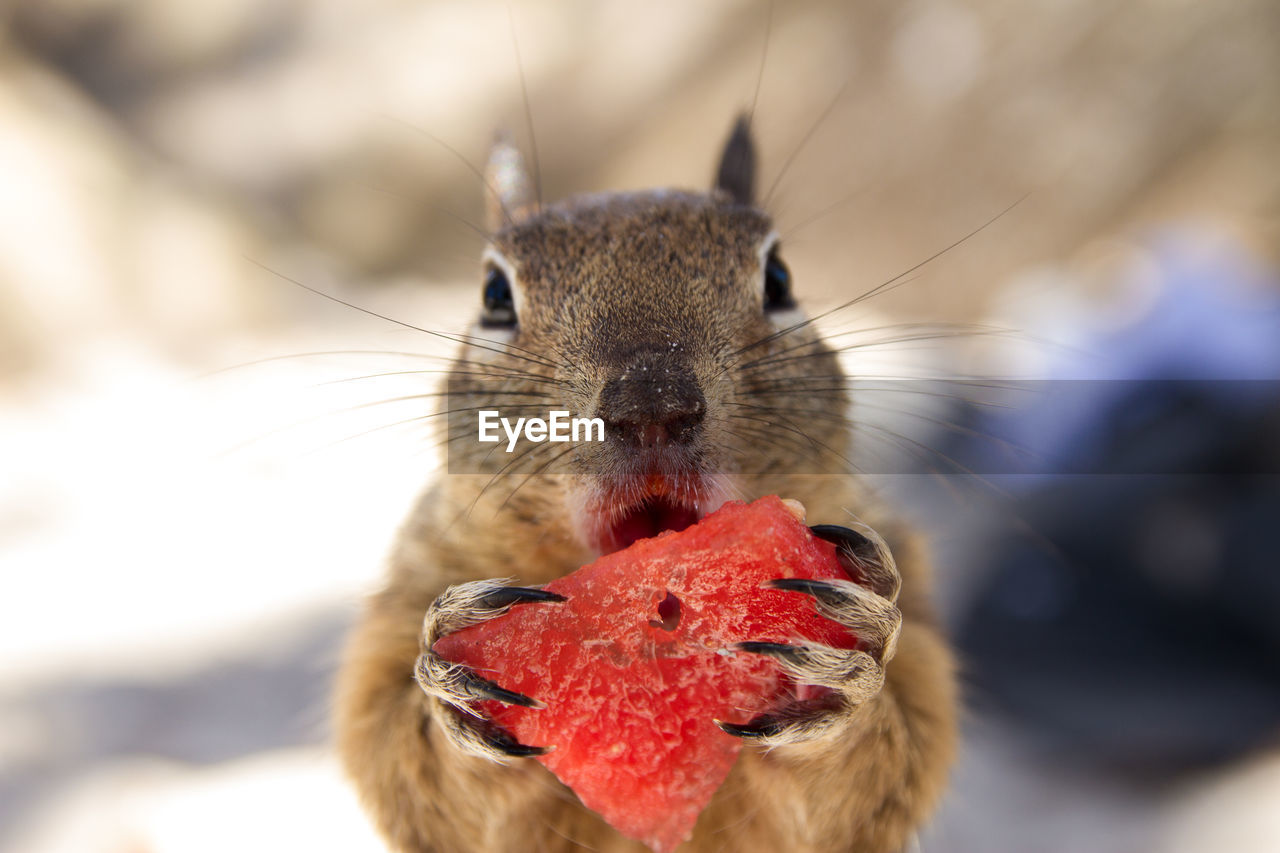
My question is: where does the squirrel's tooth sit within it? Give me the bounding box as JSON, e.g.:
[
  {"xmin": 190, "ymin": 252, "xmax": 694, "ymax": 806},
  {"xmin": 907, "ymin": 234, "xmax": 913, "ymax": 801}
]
[{"xmin": 780, "ymin": 498, "xmax": 807, "ymax": 522}]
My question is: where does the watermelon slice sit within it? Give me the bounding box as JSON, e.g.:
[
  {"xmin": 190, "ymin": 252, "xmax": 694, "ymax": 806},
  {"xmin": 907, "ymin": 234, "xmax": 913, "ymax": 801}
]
[{"xmin": 433, "ymin": 496, "xmax": 855, "ymax": 852}]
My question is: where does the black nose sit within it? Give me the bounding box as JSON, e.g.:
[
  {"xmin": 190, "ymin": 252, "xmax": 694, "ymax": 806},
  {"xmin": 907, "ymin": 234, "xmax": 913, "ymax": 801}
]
[{"xmin": 597, "ymin": 356, "xmax": 706, "ymax": 449}]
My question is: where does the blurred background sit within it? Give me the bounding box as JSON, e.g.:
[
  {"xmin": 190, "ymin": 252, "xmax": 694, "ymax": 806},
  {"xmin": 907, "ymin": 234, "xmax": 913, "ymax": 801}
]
[{"xmin": 1, "ymin": 1, "xmax": 1277, "ymax": 851}]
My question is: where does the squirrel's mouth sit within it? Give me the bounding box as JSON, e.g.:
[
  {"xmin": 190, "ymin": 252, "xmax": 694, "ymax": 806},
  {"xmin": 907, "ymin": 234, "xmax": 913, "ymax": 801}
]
[
  {"xmin": 572, "ymin": 474, "xmax": 732, "ymax": 555},
  {"xmin": 605, "ymin": 495, "xmax": 700, "ymax": 553}
]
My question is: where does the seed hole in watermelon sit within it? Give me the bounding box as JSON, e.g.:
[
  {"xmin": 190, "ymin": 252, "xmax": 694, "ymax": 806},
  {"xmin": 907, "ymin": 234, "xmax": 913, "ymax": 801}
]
[{"xmin": 648, "ymin": 590, "xmax": 681, "ymax": 631}]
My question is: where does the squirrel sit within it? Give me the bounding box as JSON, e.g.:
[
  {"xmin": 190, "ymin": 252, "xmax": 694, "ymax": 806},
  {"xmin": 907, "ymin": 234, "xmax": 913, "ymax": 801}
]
[{"xmin": 334, "ymin": 116, "xmax": 957, "ymax": 853}]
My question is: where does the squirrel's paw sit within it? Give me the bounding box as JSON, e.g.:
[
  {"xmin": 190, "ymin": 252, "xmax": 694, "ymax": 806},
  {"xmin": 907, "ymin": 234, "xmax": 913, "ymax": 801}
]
[
  {"xmin": 414, "ymin": 579, "xmax": 564, "ymax": 762},
  {"xmin": 716, "ymin": 524, "xmax": 901, "ymax": 746}
]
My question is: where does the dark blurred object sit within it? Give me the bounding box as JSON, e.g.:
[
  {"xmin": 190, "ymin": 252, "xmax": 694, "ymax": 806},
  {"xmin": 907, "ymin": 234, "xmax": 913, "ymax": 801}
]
[{"xmin": 952, "ymin": 232, "xmax": 1280, "ymax": 770}]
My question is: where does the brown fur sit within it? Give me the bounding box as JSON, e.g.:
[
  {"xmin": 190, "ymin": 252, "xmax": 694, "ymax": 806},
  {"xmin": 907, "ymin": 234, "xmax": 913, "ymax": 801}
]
[{"xmin": 335, "ymin": 124, "xmax": 957, "ymax": 852}]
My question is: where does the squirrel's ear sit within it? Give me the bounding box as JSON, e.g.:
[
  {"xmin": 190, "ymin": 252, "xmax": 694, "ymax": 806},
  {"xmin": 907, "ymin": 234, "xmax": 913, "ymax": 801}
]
[
  {"xmin": 714, "ymin": 114, "xmax": 756, "ymax": 205},
  {"xmin": 485, "ymin": 133, "xmax": 533, "ymax": 232}
]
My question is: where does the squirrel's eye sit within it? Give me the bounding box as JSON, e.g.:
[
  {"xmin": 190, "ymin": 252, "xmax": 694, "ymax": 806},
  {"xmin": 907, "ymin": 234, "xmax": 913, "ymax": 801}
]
[
  {"xmin": 480, "ymin": 266, "xmax": 516, "ymax": 328},
  {"xmin": 763, "ymin": 248, "xmax": 795, "ymax": 312}
]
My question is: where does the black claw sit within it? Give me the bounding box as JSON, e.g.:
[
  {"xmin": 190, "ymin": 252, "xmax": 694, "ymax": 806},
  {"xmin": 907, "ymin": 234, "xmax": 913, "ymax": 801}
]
[
  {"xmin": 442, "ymin": 697, "xmax": 552, "ymax": 757},
  {"xmin": 765, "ymin": 577, "xmax": 847, "ymax": 606},
  {"xmin": 487, "ymin": 730, "xmax": 553, "ymax": 758},
  {"xmin": 460, "ymin": 671, "xmax": 545, "ymax": 709},
  {"xmin": 810, "ymin": 524, "xmax": 876, "ymax": 563},
  {"xmin": 714, "ymin": 715, "xmax": 787, "ymax": 740},
  {"xmin": 478, "ymin": 586, "xmax": 567, "ymax": 609},
  {"xmin": 735, "ymin": 641, "xmax": 807, "ymax": 665},
  {"xmin": 811, "ymin": 524, "xmax": 900, "ymax": 601}
]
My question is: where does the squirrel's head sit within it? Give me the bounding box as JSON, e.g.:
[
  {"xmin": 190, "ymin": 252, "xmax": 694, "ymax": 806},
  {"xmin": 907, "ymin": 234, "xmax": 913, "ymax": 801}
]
[{"xmin": 449, "ymin": 117, "xmax": 848, "ymax": 555}]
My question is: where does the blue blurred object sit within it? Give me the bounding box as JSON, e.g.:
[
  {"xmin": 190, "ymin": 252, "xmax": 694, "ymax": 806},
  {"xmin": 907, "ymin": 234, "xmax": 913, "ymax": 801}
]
[
  {"xmin": 950, "ymin": 230, "xmax": 1280, "ymax": 769},
  {"xmin": 1081, "ymin": 231, "xmax": 1280, "ymax": 379},
  {"xmin": 995, "ymin": 230, "xmax": 1280, "ymax": 480}
]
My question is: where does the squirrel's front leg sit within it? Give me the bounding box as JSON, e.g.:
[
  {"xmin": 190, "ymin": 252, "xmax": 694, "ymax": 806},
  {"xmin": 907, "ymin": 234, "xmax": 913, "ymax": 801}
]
[
  {"xmin": 415, "ymin": 579, "xmax": 565, "ymax": 760},
  {"xmin": 717, "ymin": 524, "xmax": 902, "ymax": 743},
  {"xmin": 335, "ymin": 579, "xmax": 568, "ymax": 853},
  {"xmin": 716, "ymin": 524, "xmax": 956, "ymax": 853}
]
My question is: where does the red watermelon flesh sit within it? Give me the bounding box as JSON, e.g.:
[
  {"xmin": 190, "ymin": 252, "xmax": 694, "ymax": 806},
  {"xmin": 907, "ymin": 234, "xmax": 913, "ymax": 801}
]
[{"xmin": 433, "ymin": 496, "xmax": 856, "ymax": 852}]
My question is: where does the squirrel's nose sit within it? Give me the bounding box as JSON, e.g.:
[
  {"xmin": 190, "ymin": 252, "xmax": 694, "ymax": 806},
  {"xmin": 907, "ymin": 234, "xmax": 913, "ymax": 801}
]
[{"xmin": 597, "ymin": 358, "xmax": 706, "ymax": 449}]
